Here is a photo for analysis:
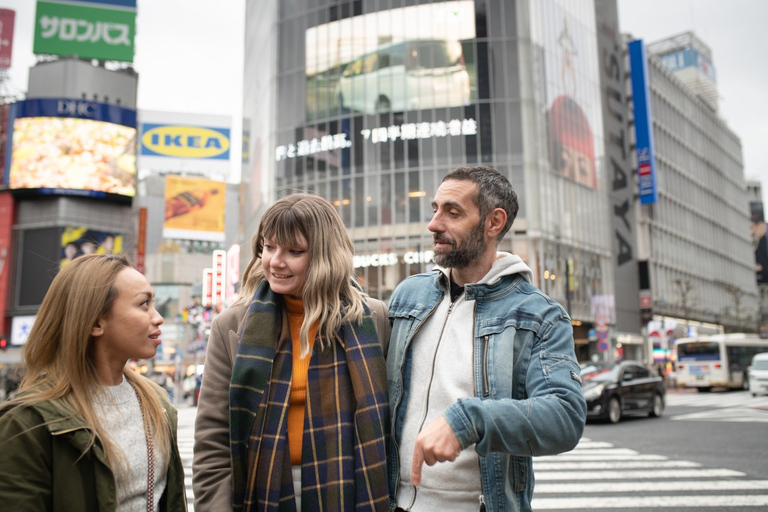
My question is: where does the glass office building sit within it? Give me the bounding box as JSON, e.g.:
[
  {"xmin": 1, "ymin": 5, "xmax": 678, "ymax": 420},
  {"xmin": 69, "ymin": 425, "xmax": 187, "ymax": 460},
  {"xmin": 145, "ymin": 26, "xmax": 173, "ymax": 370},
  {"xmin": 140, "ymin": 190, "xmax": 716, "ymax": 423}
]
[{"xmin": 242, "ymin": 0, "xmax": 621, "ymax": 347}]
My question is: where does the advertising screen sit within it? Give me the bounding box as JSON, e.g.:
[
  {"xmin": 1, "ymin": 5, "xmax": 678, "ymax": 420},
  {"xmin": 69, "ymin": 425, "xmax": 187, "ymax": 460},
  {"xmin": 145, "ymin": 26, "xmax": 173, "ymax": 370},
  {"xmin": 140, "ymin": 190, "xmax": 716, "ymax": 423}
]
[
  {"xmin": 533, "ymin": 0, "xmax": 603, "ymax": 190},
  {"xmin": 305, "ymin": 0, "xmax": 476, "ymax": 121},
  {"xmin": 60, "ymin": 226, "xmax": 123, "ymax": 270},
  {"xmin": 6, "ymin": 98, "xmax": 137, "ymax": 201},
  {"xmin": 163, "ymin": 175, "xmax": 226, "ymax": 242}
]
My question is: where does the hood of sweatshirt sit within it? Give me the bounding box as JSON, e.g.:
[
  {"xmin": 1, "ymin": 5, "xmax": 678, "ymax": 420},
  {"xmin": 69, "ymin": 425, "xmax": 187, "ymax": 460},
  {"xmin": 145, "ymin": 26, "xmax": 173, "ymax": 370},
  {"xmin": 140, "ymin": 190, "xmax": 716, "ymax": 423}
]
[{"xmin": 434, "ymin": 252, "xmax": 533, "ymax": 286}]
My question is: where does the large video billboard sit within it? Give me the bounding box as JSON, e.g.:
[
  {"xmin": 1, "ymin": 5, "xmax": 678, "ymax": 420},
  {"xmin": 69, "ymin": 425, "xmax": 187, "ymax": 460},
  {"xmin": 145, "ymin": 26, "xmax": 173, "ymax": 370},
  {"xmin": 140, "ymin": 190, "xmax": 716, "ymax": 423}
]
[
  {"xmin": 5, "ymin": 98, "xmax": 137, "ymax": 201},
  {"xmin": 163, "ymin": 175, "xmax": 226, "ymax": 242},
  {"xmin": 305, "ymin": 0, "xmax": 476, "ymax": 121},
  {"xmin": 33, "ymin": 0, "xmax": 137, "ymax": 63}
]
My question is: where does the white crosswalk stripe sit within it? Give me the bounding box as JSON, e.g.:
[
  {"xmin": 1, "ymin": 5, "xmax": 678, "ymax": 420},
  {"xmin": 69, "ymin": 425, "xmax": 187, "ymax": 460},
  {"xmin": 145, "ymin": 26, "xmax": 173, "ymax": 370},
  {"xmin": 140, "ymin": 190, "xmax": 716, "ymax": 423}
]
[
  {"xmin": 531, "ymin": 437, "xmax": 768, "ymax": 510},
  {"xmin": 176, "ymin": 407, "xmax": 768, "ymax": 510},
  {"xmin": 177, "ymin": 407, "xmax": 197, "ymax": 512},
  {"xmin": 666, "ymin": 391, "xmax": 768, "ymax": 409},
  {"xmin": 665, "ymin": 390, "xmax": 768, "ymax": 422}
]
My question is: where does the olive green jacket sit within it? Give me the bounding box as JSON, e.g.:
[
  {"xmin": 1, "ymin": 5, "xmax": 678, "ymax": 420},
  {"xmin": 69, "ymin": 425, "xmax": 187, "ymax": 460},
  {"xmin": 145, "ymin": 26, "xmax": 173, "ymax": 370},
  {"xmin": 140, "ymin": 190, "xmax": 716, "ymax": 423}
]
[{"xmin": 0, "ymin": 394, "xmax": 187, "ymax": 512}]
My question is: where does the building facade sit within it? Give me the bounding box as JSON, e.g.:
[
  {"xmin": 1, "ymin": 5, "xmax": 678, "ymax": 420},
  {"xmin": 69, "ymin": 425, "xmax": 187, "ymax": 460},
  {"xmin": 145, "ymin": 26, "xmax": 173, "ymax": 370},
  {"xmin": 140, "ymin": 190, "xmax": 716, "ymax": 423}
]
[
  {"xmin": 632, "ymin": 33, "xmax": 758, "ymax": 336},
  {"xmin": 241, "ymin": 0, "xmax": 639, "ymax": 360}
]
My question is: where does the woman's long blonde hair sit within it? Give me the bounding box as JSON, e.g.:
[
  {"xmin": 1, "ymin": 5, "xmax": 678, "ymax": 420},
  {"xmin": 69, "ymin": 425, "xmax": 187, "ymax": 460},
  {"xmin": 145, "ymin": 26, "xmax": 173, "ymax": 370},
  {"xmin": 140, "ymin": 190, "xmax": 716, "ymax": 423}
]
[
  {"xmin": 237, "ymin": 193, "xmax": 365, "ymax": 356},
  {"xmin": 0, "ymin": 254, "xmax": 171, "ymax": 473}
]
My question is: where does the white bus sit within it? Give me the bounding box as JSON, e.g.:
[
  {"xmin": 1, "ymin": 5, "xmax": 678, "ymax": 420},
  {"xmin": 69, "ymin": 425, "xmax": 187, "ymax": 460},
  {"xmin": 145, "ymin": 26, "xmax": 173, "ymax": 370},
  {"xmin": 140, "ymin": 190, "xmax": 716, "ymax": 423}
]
[{"xmin": 674, "ymin": 333, "xmax": 768, "ymax": 391}]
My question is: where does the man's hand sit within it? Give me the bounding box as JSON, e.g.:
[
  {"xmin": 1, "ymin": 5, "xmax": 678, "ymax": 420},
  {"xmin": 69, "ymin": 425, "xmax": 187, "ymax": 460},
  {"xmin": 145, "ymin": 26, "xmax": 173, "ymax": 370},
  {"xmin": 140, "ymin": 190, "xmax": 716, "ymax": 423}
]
[{"xmin": 411, "ymin": 415, "xmax": 462, "ymax": 486}]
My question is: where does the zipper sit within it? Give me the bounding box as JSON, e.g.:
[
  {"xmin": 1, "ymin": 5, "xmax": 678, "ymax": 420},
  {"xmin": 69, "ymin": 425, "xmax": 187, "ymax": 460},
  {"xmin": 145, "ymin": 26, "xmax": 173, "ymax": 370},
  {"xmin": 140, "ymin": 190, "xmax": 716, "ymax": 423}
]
[
  {"xmin": 482, "ymin": 335, "xmax": 490, "ymax": 397},
  {"xmin": 479, "ymin": 494, "xmax": 486, "ymax": 511},
  {"xmin": 406, "ymin": 297, "xmax": 458, "ymax": 511},
  {"xmin": 392, "ymin": 288, "xmax": 445, "ymax": 502}
]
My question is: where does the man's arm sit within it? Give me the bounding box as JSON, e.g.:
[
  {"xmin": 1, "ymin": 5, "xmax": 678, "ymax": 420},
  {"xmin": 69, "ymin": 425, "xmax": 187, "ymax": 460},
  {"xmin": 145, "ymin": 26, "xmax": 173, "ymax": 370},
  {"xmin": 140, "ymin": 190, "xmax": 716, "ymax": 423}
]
[{"xmin": 443, "ymin": 314, "xmax": 586, "ymax": 458}]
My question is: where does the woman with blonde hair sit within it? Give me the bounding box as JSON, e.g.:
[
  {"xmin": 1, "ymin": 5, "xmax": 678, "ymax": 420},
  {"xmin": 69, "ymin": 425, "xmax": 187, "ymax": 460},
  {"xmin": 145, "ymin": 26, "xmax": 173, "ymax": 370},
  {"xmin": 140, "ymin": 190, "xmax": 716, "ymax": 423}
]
[
  {"xmin": 0, "ymin": 254, "xmax": 187, "ymax": 512},
  {"xmin": 193, "ymin": 193, "xmax": 390, "ymax": 512}
]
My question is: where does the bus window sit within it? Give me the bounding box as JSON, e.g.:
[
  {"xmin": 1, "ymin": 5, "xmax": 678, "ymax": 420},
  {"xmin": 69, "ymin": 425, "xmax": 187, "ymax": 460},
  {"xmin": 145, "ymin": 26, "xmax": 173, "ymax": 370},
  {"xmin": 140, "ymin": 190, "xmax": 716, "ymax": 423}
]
[{"xmin": 677, "ymin": 342, "xmax": 719, "ymax": 361}]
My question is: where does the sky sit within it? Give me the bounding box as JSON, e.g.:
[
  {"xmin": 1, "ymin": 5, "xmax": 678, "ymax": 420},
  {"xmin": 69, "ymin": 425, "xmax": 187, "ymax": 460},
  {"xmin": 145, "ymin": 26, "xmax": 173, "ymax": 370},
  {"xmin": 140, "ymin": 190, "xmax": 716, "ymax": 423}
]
[{"xmin": 1, "ymin": 0, "xmax": 767, "ymax": 199}]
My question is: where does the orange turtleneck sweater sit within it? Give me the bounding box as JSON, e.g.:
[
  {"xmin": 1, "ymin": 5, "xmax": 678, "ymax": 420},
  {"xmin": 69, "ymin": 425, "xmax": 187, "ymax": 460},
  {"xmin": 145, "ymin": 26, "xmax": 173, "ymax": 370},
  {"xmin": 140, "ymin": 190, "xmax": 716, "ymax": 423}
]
[{"xmin": 283, "ymin": 295, "xmax": 318, "ymax": 465}]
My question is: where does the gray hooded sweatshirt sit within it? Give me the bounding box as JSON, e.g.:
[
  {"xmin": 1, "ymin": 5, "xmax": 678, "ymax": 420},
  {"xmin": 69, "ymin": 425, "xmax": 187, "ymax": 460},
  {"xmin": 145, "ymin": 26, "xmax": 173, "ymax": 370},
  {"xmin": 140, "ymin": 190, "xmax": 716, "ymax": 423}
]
[{"xmin": 396, "ymin": 253, "xmax": 533, "ymax": 511}]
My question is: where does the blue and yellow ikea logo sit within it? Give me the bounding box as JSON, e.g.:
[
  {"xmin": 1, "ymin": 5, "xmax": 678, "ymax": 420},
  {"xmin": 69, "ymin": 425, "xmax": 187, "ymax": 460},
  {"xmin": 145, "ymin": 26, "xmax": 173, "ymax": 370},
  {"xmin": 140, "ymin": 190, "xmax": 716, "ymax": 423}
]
[{"xmin": 140, "ymin": 124, "xmax": 231, "ymax": 160}]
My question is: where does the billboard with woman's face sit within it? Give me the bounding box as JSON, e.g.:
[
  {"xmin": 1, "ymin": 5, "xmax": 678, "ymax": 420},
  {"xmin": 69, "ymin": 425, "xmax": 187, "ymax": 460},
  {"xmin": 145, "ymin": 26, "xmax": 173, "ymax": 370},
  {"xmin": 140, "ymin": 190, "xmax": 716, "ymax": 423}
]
[
  {"xmin": 305, "ymin": 0, "xmax": 476, "ymax": 121},
  {"xmin": 532, "ymin": 0, "xmax": 602, "ymax": 190}
]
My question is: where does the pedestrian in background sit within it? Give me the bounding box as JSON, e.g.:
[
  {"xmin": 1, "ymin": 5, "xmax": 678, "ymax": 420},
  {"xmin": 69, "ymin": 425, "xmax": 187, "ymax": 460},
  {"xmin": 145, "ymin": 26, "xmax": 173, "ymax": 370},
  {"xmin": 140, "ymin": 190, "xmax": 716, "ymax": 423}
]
[
  {"xmin": 387, "ymin": 166, "xmax": 586, "ymax": 512},
  {"xmin": 193, "ymin": 193, "xmax": 390, "ymax": 512},
  {"xmin": 0, "ymin": 254, "xmax": 187, "ymax": 512}
]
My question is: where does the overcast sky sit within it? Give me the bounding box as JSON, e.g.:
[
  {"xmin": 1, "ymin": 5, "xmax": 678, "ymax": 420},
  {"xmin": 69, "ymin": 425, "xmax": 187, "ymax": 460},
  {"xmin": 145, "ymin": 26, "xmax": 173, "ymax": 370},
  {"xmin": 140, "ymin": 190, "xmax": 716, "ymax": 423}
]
[{"xmin": 2, "ymin": 1, "xmax": 767, "ymax": 200}]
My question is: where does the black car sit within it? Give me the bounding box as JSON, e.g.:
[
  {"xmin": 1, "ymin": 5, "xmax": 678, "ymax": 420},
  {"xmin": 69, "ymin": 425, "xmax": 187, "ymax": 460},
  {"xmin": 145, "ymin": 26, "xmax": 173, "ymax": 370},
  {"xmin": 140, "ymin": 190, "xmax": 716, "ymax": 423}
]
[{"xmin": 580, "ymin": 360, "xmax": 665, "ymax": 423}]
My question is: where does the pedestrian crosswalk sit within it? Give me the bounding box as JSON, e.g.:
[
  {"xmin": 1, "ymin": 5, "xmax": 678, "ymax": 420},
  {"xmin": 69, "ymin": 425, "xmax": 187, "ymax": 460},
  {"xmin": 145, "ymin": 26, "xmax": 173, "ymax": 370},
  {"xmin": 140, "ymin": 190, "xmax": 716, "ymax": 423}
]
[
  {"xmin": 666, "ymin": 391, "xmax": 768, "ymax": 422},
  {"xmin": 531, "ymin": 438, "xmax": 768, "ymax": 510},
  {"xmin": 667, "ymin": 390, "xmax": 768, "ymax": 409},
  {"xmin": 177, "ymin": 407, "xmax": 196, "ymax": 512},
  {"xmin": 176, "ymin": 405, "xmax": 768, "ymax": 510}
]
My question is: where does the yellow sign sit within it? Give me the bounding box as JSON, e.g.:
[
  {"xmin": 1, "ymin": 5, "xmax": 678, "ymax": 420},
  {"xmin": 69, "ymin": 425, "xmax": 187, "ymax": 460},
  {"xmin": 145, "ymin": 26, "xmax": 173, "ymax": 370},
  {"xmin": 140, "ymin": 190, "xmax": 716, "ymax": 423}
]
[
  {"xmin": 163, "ymin": 175, "xmax": 226, "ymax": 242},
  {"xmin": 141, "ymin": 125, "xmax": 230, "ymax": 159}
]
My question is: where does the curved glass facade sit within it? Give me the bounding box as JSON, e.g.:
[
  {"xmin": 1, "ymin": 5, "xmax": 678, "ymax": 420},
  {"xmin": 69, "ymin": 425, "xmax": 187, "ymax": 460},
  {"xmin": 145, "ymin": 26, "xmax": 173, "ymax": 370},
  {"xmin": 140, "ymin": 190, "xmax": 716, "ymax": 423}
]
[{"xmin": 242, "ymin": 0, "xmax": 615, "ymax": 338}]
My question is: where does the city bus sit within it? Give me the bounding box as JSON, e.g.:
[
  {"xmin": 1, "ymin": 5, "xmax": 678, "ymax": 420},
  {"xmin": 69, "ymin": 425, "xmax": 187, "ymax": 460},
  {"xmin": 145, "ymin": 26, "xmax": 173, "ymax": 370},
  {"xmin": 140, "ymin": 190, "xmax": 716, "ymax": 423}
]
[{"xmin": 675, "ymin": 333, "xmax": 768, "ymax": 391}]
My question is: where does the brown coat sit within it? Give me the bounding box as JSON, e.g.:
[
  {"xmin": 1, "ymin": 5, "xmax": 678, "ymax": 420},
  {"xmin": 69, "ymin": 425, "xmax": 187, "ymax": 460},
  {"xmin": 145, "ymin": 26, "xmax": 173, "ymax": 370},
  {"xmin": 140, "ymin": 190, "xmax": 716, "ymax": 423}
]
[{"xmin": 192, "ymin": 298, "xmax": 391, "ymax": 512}]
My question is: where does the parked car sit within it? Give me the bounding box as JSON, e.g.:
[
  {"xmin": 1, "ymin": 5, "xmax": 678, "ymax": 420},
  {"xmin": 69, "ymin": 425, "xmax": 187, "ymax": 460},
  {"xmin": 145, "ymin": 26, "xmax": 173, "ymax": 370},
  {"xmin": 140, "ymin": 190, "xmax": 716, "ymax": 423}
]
[
  {"xmin": 748, "ymin": 352, "xmax": 768, "ymax": 397},
  {"xmin": 580, "ymin": 360, "xmax": 666, "ymax": 423},
  {"xmin": 336, "ymin": 39, "xmax": 471, "ymax": 115}
]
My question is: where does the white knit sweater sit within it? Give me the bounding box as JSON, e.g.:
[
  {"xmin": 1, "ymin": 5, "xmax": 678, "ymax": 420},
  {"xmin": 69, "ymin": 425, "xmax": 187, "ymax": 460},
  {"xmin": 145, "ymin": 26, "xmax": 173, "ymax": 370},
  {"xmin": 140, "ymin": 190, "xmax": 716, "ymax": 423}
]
[{"xmin": 94, "ymin": 378, "xmax": 169, "ymax": 512}]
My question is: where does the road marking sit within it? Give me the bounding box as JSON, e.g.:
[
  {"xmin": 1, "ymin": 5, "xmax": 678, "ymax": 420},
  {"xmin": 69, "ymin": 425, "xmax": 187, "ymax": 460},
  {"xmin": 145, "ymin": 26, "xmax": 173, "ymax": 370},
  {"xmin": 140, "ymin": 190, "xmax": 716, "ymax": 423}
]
[
  {"xmin": 533, "ymin": 460, "xmax": 701, "ymax": 470},
  {"xmin": 535, "ymin": 468, "xmax": 745, "ymax": 480},
  {"xmin": 535, "ymin": 480, "xmax": 768, "ymax": 493},
  {"xmin": 538, "ymin": 454, "xmax": 668, "ymax": 461},
  {"xmin": 532, "ymin": 495, "xmax": 768, "ymax": 509}
]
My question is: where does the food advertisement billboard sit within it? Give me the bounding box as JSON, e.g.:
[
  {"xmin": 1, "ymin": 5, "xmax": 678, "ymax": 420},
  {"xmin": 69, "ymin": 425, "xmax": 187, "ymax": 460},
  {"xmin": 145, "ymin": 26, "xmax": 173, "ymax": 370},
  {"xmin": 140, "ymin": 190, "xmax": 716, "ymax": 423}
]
[
  {"xmin": 163, "ymin": 175, "xmax": 226, "ymax": 242},
  {"xmin": 5, "ymin": 98, "xmax": 137, "ymax": 201},
  {"xmin": 305, "ymin": 0, "xmax": 476, "ymax": 121}
]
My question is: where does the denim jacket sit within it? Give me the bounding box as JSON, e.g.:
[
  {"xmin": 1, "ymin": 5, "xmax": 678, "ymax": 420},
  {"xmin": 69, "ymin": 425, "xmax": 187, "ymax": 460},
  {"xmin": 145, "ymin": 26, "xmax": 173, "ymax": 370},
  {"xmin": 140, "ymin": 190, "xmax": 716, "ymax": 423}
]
[{"xmin": 387, "ymin": 256, "xmax": 586, "ymax": 512}]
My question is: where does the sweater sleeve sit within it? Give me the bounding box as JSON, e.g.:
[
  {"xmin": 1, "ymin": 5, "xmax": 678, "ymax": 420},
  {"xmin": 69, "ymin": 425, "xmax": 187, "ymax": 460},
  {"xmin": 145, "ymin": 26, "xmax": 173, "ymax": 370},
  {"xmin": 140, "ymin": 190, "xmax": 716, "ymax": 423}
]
[
  {"xmin": 192, "ymin": 305, "xmax": 244, "ymax": 512},
  {"xmin": 0, "ymin": 407, "xmax": 54, "ymax": 511}
]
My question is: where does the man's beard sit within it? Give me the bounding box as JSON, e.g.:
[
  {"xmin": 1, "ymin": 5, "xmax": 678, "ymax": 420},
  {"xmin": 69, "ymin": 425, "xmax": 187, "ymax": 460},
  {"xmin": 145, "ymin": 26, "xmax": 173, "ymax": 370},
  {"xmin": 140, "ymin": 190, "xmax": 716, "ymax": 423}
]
[{"xmin": 433, "ymin": 222, "xmax": 486, "ymax": 269}]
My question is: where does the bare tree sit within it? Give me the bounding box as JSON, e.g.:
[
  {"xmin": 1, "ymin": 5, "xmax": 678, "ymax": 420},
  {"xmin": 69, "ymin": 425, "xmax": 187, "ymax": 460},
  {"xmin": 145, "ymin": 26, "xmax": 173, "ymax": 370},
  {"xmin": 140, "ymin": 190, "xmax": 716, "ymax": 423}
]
[{"xmin": 672, "ymin": 278, "xmax": 697, "ymax": 329}]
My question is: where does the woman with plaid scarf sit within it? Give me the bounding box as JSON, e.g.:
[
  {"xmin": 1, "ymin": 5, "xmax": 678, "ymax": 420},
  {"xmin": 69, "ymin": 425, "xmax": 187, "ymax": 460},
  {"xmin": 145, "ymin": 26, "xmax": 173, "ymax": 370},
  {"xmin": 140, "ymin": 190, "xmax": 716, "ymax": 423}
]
[{"xmin": 193, "ymin": 194, "xmax": 391, "ymax": 512}]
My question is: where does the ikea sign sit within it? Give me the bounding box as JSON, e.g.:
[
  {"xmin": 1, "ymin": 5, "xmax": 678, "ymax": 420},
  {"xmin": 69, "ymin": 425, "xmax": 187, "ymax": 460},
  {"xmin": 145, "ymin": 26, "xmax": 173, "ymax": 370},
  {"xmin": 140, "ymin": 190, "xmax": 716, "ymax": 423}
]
[{"xmin": 140, "ymin": 124, "xmax": 231, "ymax": 160}]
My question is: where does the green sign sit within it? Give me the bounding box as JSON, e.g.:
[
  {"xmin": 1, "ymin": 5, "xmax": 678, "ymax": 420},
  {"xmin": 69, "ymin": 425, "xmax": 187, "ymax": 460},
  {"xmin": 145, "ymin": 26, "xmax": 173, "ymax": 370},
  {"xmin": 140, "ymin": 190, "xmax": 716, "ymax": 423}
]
[{"xmin": 33, "ymin": 1, "xmax": 136, "ymax": 62}]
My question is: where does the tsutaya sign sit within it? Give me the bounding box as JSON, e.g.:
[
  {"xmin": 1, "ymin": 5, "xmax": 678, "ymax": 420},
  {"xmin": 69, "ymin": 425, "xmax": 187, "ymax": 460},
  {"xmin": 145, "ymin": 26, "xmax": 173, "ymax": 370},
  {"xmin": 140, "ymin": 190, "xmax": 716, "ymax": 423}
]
[
  {"xmin": 275, "ymin": 117, "xmax": 478, "ymax": 161},
  {"xmin": 354, "ymin": 250, "xmax": 435, "ymax": 269}
]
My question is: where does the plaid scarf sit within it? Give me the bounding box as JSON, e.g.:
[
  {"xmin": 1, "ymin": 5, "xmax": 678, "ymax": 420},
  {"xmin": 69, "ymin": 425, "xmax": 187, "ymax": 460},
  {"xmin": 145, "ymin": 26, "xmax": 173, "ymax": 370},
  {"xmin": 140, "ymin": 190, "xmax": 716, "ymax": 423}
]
[{"xmin": 229, "ymin": 282, "xmax": 389, "ymax": 512}]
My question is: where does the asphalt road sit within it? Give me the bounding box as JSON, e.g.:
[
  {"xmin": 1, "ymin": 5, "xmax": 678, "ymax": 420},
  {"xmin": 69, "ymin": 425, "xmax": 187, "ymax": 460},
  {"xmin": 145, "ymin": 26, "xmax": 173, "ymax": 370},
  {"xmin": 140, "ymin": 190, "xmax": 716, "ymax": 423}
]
[
  {"xmin": 531, "ymin": 389, "xmax": 768, "ymax": 511},
  {"xmin": 178, "ymin": 389, "xmax": 768, "ymax": 511}
]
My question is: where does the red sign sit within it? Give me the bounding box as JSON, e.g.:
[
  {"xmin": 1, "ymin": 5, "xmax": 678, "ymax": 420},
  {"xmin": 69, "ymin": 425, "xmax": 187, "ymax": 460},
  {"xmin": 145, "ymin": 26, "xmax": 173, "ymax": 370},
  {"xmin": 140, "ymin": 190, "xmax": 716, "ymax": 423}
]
[
  {"xmin": 212, "ymin": 250, "xmax": 226, "ymax": 311},
  {"xmin": 0, "ymin": 192, "xmax": 15, "ymax": 336},
  {"xmin": 136, "ymin": 207, "xmax": 147, "ymax": 274},
  {"xmin": 202, "ymin": 268, "xmax": 213, "ymax": 307},
  {"xmin": 0, "ymin": 9, "xmax": 15, "ymax": 69}
]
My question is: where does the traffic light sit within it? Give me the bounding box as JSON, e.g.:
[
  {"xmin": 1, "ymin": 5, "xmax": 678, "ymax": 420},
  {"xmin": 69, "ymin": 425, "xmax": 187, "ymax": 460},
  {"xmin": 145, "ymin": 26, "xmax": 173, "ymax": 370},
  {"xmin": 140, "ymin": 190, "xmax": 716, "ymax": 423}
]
[{"xmin": 0, "ymin": 335, "xmax": 6, "ymax": 352}]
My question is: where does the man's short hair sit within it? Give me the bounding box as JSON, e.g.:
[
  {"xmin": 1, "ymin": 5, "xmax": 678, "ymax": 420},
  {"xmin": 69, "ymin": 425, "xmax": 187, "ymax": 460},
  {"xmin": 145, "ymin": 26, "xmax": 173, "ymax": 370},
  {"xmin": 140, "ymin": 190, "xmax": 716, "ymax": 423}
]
[{"xmin": 443, "ymin": 166, "xmax": 518, "ymax": 240}]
